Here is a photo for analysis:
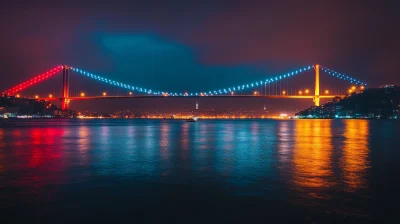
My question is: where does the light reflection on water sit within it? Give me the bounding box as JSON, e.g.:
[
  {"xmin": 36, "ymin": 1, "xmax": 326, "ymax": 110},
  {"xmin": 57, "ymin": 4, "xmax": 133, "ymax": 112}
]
[
  {"xmin": 342, "ymin": 120, "xmax": 370, "ymax": 191},
  {"xmin": 0, "ymin": 119, "xmax": 399, "ymax": 222},
  {"xmin": 292, "ymin": 120, "xmax": 334, "ymax": 197}
]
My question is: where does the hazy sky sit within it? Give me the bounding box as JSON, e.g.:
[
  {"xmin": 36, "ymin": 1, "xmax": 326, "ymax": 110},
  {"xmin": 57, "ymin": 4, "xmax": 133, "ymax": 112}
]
[{"xmin": 1, "ymin": 0, "xmax": 399, "ymax": 111}]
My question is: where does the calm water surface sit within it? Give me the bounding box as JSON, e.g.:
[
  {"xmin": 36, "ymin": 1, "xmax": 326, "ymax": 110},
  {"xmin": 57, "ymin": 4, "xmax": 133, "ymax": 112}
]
[{"xmin": 0, "ymin": 119, "xmax": 399, "ymax": 223}]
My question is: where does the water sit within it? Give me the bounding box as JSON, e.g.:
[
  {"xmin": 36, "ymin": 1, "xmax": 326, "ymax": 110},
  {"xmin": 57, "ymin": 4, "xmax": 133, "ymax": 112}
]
[{"xmin": 0, "ymin": 119, "xmax": 399, "ymax": 223}]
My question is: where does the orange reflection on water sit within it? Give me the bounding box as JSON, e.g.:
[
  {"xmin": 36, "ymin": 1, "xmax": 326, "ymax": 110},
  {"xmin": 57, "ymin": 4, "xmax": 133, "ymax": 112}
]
[
  {"xmin": 181, "ymin": 123, "xmax": 189, "ymax": 151},
  {"xmin": 77, "ymin": 126, "xmax": 90, "ymax": 166},
  {"xmin": 293, "ymin": 120, "xmax": 334, "ymax": 197},
  {"xmin": 342, "ymin": 120, "xmax": 370, "ymax": 191},
  {"xmin": 160, "ymin": 122, "xmax": 170, "ymax": 159}
]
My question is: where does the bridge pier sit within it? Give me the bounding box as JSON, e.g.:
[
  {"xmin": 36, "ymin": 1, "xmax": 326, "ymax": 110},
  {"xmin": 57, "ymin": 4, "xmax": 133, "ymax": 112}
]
[
  {"xmin": 314, "ymin": 64, "xmax": 320, "ymax": 106},
  {"xmin": 61, "ymin": 65, "xmax": 70, "ymax": 111}
]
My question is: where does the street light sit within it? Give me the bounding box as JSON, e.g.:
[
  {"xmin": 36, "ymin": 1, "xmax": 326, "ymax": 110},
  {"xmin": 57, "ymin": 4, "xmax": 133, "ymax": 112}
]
[
  {"xmin": 129, "ymin": 92, "xmax": 132, "ymax": 95},
  {"xmin": 16, "ymin": 94, "xmax": 20, "ymax": 98},
  {"xmin": 348, "ymin": 89, "xmax": 353, "ymax": 94},
  {"xmin": 361, "ymin": 86, "xmax": 365, "ymax": 90},
  {"xmin": 35, "ymin": 95, "xmax": 39, "ymax": 99},
  {"xmin": 231, "ymin": 91, "xmax": 234, "ymax": 95},
  {"xmin": 352, "ymin": 86, "xmax": 356, "ymax": 90},
  {"xmin": 305, "ymin": 89, "xmax": 309, "ymax": 94},
  {"xmin": 253, "ymin": 91, "xmax": 258, "ymax": 95},
  {"xmin": 325, "ymin": 90, "xmax": 329, "ymax": 94},
  {"xmin": 103, "ymin": 92, "xmax": 107, "ymax": 96},
  {"xmin": 49, "ymin": 94, "xmax": 53, "ymax": 98},
  {"xmin": 299, "ymin": 91, "xmax": 303, "ymax": 95},
  {"xmin": 282, "ymin": 90, "xmax": 286, "ymax": 95},
  {"xmin": 80, "ymin": 92, "xmax": 85, "ymax": 97}
]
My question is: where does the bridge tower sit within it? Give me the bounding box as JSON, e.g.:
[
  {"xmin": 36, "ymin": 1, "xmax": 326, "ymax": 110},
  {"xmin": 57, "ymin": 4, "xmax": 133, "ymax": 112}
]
[
  {"xmin": 61, "ymin": 65, "xmax": 70, "ymax": 111},
  {"xmin": 314, "ymin": 64, "xmax": 320, "ymax": 106}
]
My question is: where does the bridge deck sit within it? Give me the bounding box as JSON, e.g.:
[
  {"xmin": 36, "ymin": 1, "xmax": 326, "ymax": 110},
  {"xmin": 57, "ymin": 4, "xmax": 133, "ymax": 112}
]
[{"xmin": 36, "ymin": 95, "xmax": 343, "ymax": 101}]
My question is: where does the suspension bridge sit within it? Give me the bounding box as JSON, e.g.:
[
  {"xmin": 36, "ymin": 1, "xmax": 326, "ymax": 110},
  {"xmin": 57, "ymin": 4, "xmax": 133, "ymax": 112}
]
[{"xmin": 1, "ymin": 64, "xmax": 367, "ymax": 111}]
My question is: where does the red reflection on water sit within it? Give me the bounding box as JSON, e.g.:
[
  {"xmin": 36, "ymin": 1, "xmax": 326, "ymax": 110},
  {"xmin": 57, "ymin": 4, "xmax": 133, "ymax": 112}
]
[
  {"xmin": 0, "ymin": 129, "xmax": 4, "ymax": 173},
  {"xmin": 4, "ymin": 127, "xmax": 68, "ymax": 200}
]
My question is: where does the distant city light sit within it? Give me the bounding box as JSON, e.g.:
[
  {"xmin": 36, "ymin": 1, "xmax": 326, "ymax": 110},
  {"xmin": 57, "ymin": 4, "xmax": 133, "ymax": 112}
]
[
  {"xmin": 282, "ymin": 90, "xmax": 286, "ymax": 95},
  {"xmin": 49, "ymin": 94, "xmax": 53, "ymax": 98},
  {"xmin": 80, "ymin": 92, "xmax": 85, "ymax": 97},
  {"xmin": 361, "ymin": 86, "xmax": 365, "ymax": 90},
  {"xmin": 325, "ymin": 90, "xmax": 329, "ymax": 94},
  {"xmin": 35, "ymin": 95, "xmax": 39, "ymax": 99},
  {"xmin": 16, "ymin": 94, "xmax": 20, "ymax": 98},
  {"xmin": 305, "ymin": 89, "xmax": 309, "ymax": 94},
  {"xmin": 253, "ymin": 91, "xmax": 258, "ymax": 95},
  {"xmin": 103, "ymin": 92, "xmax": 107, "ymax": 96},
  {"xmin": 299, "ymin": 91, "xmax": 303, "ymax": 95},
  {"xmin": 352, "ymin": 86, "xmax": 356, "ymax": 90},
  {"xmin": 129, "ymin": 92, "xmax": 132, "ymax": 95}
]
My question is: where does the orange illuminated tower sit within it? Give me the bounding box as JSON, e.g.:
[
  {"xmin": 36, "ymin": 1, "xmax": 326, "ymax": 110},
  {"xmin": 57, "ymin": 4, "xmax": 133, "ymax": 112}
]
[
  {"xmin": 61, "ymin": 65, "xmax": 70, "ymax": 110},
  {"xmin": 314, "ymin": 64, "xmax": 320, "ymax": 106}
]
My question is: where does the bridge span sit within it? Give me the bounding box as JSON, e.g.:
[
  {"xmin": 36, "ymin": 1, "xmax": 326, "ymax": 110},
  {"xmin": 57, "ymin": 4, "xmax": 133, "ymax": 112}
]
[{"xmin": 2, "ymin": 63, "xmax": 366, "ymax": 110}]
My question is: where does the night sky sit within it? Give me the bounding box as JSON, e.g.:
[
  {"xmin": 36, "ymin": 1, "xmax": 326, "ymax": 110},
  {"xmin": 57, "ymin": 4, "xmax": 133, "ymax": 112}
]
[{"xmin": 1, "ymin": 0, "xmax": 399, "ymax": 112}]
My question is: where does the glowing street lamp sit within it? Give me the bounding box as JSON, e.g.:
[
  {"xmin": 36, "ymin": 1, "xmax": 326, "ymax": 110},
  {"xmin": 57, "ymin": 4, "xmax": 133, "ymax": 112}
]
[
  {"xmin": 103, "ymin": 92, "xmax": 107, "ymax": 96},
  {"xmin": 325, "ymin": 90, "xmax": 329, "ymax": 94},
  {"xmin": 231, "ymin": 91, "xmax": 234, "ymax": 95},
  {"xmin": 35, "ymin": 95, "xmax": 39, "ymax": 99},
  {"xmin": 16, "ymin": 94, "xmax": 20, "ymax": 98},
  {"xmin": 253, "ymin": 91, "xmax": 258, "ymax": 95},
  {"xmin": 361, "ymin": 86, "xmax": 365, "ymax": 90},
  {"xmin": 129, "ymin": 92, "xmax": 132, "ymax": 96},
  {"xmin": 305, "ymin": 89, "xmax": 309, "ymax": 94},
  {"xmin": 299, "ymin": 91, "xmax": 303, "ymax": 95},
  {"xmin": 352, "ymin": 86, "xmax": 356, "ymax": 90},
  {"xmin": 80, "ymin": 92, "xmax": 85, "ymax": 97},
  {"xmin": 49, "ymin": 94, "xmax": 53, "ymax": 98},
  {"xmin": 282, "ymin": 90, "xmax": 286, "ymax": 95},
  {"xmin": 348, "ymin": 89, "xmax": 353, "ymax": 94}
]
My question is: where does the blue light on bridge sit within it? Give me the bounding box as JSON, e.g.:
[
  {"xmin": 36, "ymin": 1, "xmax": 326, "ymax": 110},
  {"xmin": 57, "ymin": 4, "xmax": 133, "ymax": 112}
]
[{"xmin": 69, "ymin": 65, "xmax": 367, "ymax": 97}]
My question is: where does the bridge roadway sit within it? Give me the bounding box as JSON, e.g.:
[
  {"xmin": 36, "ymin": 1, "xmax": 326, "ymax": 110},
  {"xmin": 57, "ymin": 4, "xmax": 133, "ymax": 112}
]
[{"xmin": 36, "ymin": 95, "xmax": 344, "ymax": 101}]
